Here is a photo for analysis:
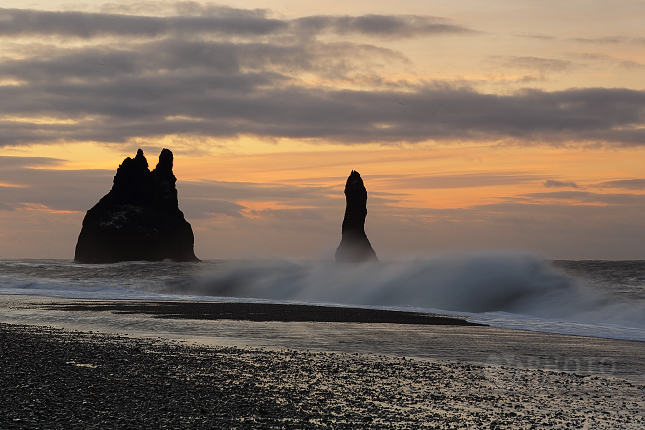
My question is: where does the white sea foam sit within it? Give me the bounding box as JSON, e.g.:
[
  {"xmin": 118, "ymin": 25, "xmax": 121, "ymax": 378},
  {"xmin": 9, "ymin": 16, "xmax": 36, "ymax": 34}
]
[
  {"xmin": 145, "ymin": 252, "xmax": 645, "ymax": 340},
  {"xmin": 1, "ymin": 254, "xmax": 645, "ymax": 341}
]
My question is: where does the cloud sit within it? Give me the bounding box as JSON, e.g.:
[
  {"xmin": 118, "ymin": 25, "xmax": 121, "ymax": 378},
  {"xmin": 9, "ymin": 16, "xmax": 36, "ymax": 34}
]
[
  {"xmin": 512, "ymin": 32, "xmax": 554, "ymax": 40},
  {"xmin": 6, "ymin": 156, "xmax": 645, "ymax": 260},
  {"xmin": 0, "ymin": 7, "xmax": 471, "ymax": 40},
  {"xmin": 595, "ymin": 179, "xmax": 645, "ymax": 190},
  {"xmin": 249, "ymin": 208, "xmax": 326, "ymax": 221},
  {"xmin": 0, "ymin": 158, "xmax": 342, "ymax": 220},
  {"xmin": 374, "ymin": 172, "xmax": 543, "ymax": 189},
  {"xmin": 0, "ymin": 156, "xmax": 65, "ymax": 169},
  {"xmin": 520, "ymin": 191, "xmax": 645, "ymax": 205},
  {"xmin": 0, "ymin": 166, "xmax": 113, "ymax": 212},
  {"xmin": 180, "ymin": 198, "xmax": 246, "ymax": 218},
  {"xmin": 571, "ymin": 52, "xmax": 614, "ymax": 61},
  {"xmin": 618, "ymin": 60, "xmax": 645, "ymax": 70},
  {"xmin": 2, "ymin": 73, "xmax": 645, "ymax": 146},
  {"xmin": 568, "ymin": 52, "xmax": 645, "ymax": 70},
  {"xmin": 491, "ymin": 56, "xmax": 575, "ymax": 73},
  {"xmin": 401, "ymin": 200, "xmax": 639, "ymax": 222},
  {"xmin": 543, "ymin": 179, "xmax": 578, "ymax": 188},
  {"xmin": 360, "ymin": 194, "xmax": 645, "ymax": 259},
  {"xmin": 293, "ymin": 14, "xmax": 473, "ymax": 39},
  {"xmin": 1, "ymin": 5, "xmax": 645, "ymax": 148},
  {"xmin": 98, "ymin": 2, "xmax": 269, "ymax": 18},
  {"xmin": 0, "ymin": 38, "xmax": 404, "ymax": 84},
  {"xmin": 0, "ymin": 7, "xmax": 285, "ymax": 39},
  {"xmin": 179, "ymin": 180, "xmax": 335, "ymax": 204},
  {"xmin": 570, "ymin": 37, "xmax": 645, "ymax": 45}
]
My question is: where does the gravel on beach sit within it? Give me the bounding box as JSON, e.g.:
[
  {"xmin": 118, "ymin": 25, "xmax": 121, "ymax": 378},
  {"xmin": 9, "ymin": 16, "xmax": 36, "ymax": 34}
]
[{"xmin": 1, "ymin": 322, "xmax": 644, "ymax": 429}]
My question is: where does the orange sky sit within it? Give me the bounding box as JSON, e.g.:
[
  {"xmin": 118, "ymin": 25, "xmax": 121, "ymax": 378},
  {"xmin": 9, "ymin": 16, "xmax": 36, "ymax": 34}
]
[{"xmin": 1, "ymin": 1, "xmax": 645, "ymax": 259}]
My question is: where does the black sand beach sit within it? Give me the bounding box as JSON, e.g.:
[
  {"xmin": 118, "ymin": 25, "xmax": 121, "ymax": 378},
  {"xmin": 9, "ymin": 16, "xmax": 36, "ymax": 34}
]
[
  {"xmin": 39, "ymin": 300, "xmax": 482, "ymax": 325},
  {"xmin": 1, "ymin": 300, "xmax": 645, "ymax": 429}
]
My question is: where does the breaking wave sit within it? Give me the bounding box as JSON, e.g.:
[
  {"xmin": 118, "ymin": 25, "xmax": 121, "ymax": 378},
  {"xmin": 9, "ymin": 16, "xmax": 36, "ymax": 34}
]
[
  {"xmin": 2, "ymin": 253, "xmax": 645, "ymax": 340},
  {"xmin": 158, "ymin": 252, "xmax": 645, "ymax": 332}
]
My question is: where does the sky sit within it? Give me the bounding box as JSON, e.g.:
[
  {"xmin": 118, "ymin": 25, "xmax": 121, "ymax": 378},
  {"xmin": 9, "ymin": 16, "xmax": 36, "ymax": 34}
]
[{"xmin": 1, "ymin": 0, "xmax": 645, "ymax": 260}]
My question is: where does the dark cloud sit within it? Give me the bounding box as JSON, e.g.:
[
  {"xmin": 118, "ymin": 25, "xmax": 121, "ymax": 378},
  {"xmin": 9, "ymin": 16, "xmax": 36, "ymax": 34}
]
[
  {"xmin": 293, "ymin": 14, "xmax": 473, "ymax": 38},
  {"xmin": 98, "ymin": 2, "xmax": 269, "ymax": 18},
  {"xmin": 0, "ymin": 38, "xmax": 403, "ymax": 84},
  {"xmin": 3, "ymin": 75, "xmax": 645, "ymax": 146},
  {"xmin": 0, "ymin": 7, "xmax": 286, "ymax": 39},
  {"xmin": 0, "ymin": 7, "xmax": 471, "ymax": 40},
  {"xmin": 0, "ymin": 167, "xmax": 113, "ymax": 212},
  {"xmin": 0, "ymin": 156, "xmax": 65, "ymax": 169},
  {"xmin": 543, "ymin": 179, "xmax": 578, "ymax": 188},
  {"xmin": 595, "ymin": 179, "xmax": 645, "ymax": 190},
  {"xmin": 0, "ymin": 6, "xmax": 644, "ymax": 148}
]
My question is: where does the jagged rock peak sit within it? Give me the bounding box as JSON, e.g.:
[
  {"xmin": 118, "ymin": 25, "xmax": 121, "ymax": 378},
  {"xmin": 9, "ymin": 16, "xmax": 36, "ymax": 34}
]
[
  {"xmin": 112, "ymin": 149, "xmax": 150, "ymax": 195},
  {"xmin": 342, "ymin": 170, "xmax": 368, "ymax": 232},
  {"xmin": 74, "ymin": 148, "xmax": 199, "ymax": 263},
  {"xmin": 153, "ymin": 148, "xmax": 174, "ymax": 177},
  {"xmin": 335, "ymin": 170, "xmax": 378, "ymax": 263},
  {"xmin": 346, "ymin": 170, "xmax": 366, "ymax": 194}
]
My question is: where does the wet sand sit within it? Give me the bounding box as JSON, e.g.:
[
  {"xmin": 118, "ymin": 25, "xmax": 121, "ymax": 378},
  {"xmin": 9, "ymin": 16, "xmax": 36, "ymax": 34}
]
[
  {"xmin": 1, "ymin": 298, "xmax": 645, "ymax": 428},
  {"xmin": 38, "ymin": 300, "xmax": 482, "ymax": 325}
]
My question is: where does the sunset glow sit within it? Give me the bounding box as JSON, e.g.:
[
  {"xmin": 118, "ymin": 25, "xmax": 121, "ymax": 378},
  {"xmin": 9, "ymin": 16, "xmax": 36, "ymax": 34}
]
[{"xmin": 1, "ymin": 1, "xmax": 645, "ymax": 259}]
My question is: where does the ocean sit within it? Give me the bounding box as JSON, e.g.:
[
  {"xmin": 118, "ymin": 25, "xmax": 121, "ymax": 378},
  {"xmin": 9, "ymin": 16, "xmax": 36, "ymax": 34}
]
[{"xmin": 1, "ymin": 252, "xmax": 645, "ymax": 342}]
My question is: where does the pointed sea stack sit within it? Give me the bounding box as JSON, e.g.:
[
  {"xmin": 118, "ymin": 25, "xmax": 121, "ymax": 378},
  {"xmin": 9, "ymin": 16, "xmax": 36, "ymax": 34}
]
[
  {"xmin": 335, "ymin": 171, "xmax": 378, "ymax": 262},
  {"xmin": 74, "ymin": 149, "xmax": 199, "ymax": 263}
]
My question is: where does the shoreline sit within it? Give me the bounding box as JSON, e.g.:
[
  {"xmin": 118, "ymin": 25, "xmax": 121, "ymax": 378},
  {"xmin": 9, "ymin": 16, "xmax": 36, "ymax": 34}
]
[
  {"xmin": 1, "ymin": 321, "xmax": 644, "ymax": 429},
  {"xmin": 2, "ymin": 296, "xmax": 645, "ymax": 380}
]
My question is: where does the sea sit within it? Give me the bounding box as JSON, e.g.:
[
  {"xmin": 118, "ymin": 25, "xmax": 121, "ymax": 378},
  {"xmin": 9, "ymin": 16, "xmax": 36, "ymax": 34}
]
[{"xmin": 1, "ymin": 252, "xmax": 645, "ymax": 342}]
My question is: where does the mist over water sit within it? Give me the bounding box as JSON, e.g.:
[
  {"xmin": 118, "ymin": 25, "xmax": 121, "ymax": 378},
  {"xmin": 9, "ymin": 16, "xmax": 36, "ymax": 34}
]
[
  {"xmin": 168, "ymin": 253, "xmax": 645, "ymax": 332},
  {"xmin": 1, "ymin": 253, "xmax": 645, "ymax": 340},
  {"xmin": 173, "ymin": 253, "xmax": 570, "ymax": 312}
]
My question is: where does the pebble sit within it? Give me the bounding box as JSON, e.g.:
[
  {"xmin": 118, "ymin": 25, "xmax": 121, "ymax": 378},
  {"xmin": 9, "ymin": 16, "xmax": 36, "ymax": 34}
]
[{"xmin": 1, "ymin": 323, "xmax": 643, "ymax": 429}]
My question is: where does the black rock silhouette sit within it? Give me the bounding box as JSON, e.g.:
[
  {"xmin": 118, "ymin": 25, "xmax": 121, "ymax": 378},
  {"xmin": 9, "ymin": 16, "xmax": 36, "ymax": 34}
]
[
  {"xmin": 74, "ymin": 149, "xmax": 199, "ymax": 263},
  {"xmin": 335, "ymin": 171, "xmax": 378, "ymax": 262}
]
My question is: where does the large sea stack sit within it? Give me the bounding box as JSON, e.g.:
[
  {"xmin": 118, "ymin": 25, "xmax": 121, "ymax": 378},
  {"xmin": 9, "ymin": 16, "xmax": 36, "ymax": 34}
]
[
  {"xmin": 335, "ymin": 171, "xmax": 378, "ymax": 263},
  {"xmin": 74, "ymin": 149, "xmax": 199, "ymax": 263}
]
